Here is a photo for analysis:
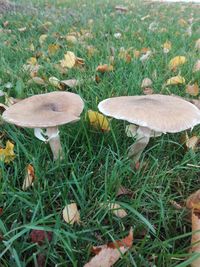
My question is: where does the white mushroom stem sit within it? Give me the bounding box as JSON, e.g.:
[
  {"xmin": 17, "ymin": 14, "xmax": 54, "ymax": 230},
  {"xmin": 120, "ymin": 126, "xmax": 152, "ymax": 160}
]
[
  {"xmin": 46, "ymin": 127, "xmax": 63, "ymax": 160},
  {"xmin": 34, "ymin": 127, "xmax": 63, "ymax": 160},
  {"xmin": 127, "ymin": 125, "xmax": 162, "ymax": 163}
]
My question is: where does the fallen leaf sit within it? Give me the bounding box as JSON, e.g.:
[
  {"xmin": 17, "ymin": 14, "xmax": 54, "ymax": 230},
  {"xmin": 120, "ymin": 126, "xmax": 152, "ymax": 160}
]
[
  {"xmin": 61, "ymin": 79, "xmax": 79, "ymax": 88},
  {"xmin": 29, "ymin": 43, "xmax": 35, "ymax": 51},
  {"xmin": 36, "ymin": 254, "xmax": 46, "ymax": 267},
  {"xmin": 169, "ymin": 200, "xmax": 183, "ymax": 210},
  {"xmin": 101, "ymin": 202, "xmax": 128, "ymax": 218},
  {"xmin": 27, "ymin": 57, "xmax": 37, "ymax": 66},
  {"xmin": 143, "ymin": 87, "xmax": 154, "ymax": 95},
  {"xmin": 118, "ymin": 48, "xmax": 131, "ymax": 63},
  {"xmin": 139, "ymin": 51, "xmax": 152, "ymax": 63},
  {"xmin": 169, "ymin": 56, "xmax": 186, "ymax": 71},
  {"xmin": 162, "ymin": 41, "xmax": 172, "ymax": 54},
  {"xmin": 185, "ymin": 133, "xmax": 200, "ymax": 151},
  {"xmin": 28, "ymin": 77, "xmax": 46, "ymax": 85},
  {"xmin": 84, "ymin": 228, "xmax": 133, "ymax": 267},
  {"xmin": 49, "ymin": 76, "xmax": 63, "ymax": 90},
  {"xmin": 63, "ymin": 203, "xmax": 80, "ymax": 225},
  {"xmin": 18, "ymin": 27, "xmax": 26, "ymax": 32},
  {"xmin": 193, "ymin": 60, "xmax": 200, "ymax": 73},
  {"xmin": 39, "ymin": 34, "xmax": 47, "ymax": 45},
  {"xmin": 115, "ymin": 5, "xmax": 128, "ymax": 12},
  {"xmin": 22, "ymin": 164, "xmax": 35, "ymax": 191},
  {"xmin": 178, "ymin": 18, "xmax": 187, "ymax": 27},
  {"xmin": 116, "ymin": 186, "xmax": 133, "ymax": 197},
  {"xmin": 186, "ymin": 83, "xmax": 199, "ymax": 96},
  {"xmin": 141, "ymin": 78, "xmax": 152, "ymax": 88},
  {"xmin": 0, "ymin": 141, "xmax": 15, "ymax": 163},
  {"xmin": 66, "ymin": 35, "xmax": 77, "ymax": 44},
  {"xmin": 48, "ymin": 44, "xmax": 60, "ymax": 55},
  {"xmin": 133, "ymin": 50, "xmax": 140, "ymax": 58},
  {"xmin": 87, "ymin": 110, "xmax": 110, "ymax": 131},
  {"xmin": 96, "ymin": 64, "xmax": 113, "ymax": 73},
  {"xmin": 30, "ymin": 230, "xmax": 53, "ymax": 245},
  {"xmin": 114, "ymin": 32, "xmax": 122, "ymax": 39},
  {"xmin": 60, "ymin": 51, "xmax": 76, "ymax": 69},
  {"xmin": 166, "ymin": 75, "xmax": 185, "ymax": 85},
  {"xmin": 87, "ymin": 46, "xmax": 98, "ymax": 57}
]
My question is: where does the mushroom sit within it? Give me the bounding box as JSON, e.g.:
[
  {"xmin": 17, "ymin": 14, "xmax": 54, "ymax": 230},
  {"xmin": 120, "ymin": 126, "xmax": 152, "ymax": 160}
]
[
  {"xmin": 98, "ymin": 94, "xmax": 200, "ymax": 163},
  {"xmin": 2, "ymin": 91, "xmax": 84, "ymax": 160},
  {"xmin": 186, "ymin": 190, "xmax": 200, "ymax": 267}
]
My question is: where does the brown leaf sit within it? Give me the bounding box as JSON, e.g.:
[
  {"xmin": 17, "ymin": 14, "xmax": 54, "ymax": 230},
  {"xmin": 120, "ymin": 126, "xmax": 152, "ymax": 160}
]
[
  {"xmin": 30, "ymin": 230, "xmax": 53, "ymax": 245},
  {"xmin": 96, "ymin": 64, "xmax": 114, "ymax": 73},
  {"xmin": 186, "ymin": 83, "xmax": 199, "ymax": 96},
  {"xmin": 116, "ymin": 186, "xmax": 134, "ymax": 197},
  {"xmin": 115, "ymin": 5, "xmax": 128, "ymax": 13},
  {"xmin": 84, "ymin": 228, "xmax": 133, "ymax": 267}
]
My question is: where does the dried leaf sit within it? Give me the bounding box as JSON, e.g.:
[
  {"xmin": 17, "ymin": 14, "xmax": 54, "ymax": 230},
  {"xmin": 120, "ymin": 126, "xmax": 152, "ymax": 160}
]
[
  {"xmin": 115, "ymin": 5, "xmax": 128, "ymax": 12},
  {"xmin": 18, "ymin": 27, "xmax": 26, "ymax": 32},
  {"xmin": 166, "ymin": 75, "xmax": 185, "ymax": 85},
  {"xmin": 84, "ymin": 228, "xmax": 133, "ymax": 267},
  {"xmin": 39, "ymin": 34, "xmax": 47, "ymax": 45},
  {"xmin": 162, "ymin": 41, "xmax": 171, "ymax": 54},
  {"xmin": 169, "ymin": 56, "xmax": 186, "ymax": 71},
  {"xmin": 186, "ymin": 83, "xmax": 199, "ymax": 96},
  {"xmin": 185, "ymin": 134, "xmax": 200, "ymax": 151},
  {"xmin": 143, "ymin": 87, "xmax": 154, "ymax": 95},
  {"xmin": 27, "ymin": 57, "xmax": 37, "ymax": 66},
  {"xmin": 63, "ymin": 203, "xmax": 80, "ymax": 225},
  {"xmin": 49, "ymin": 77, "xmax": 63, "ymax": 90},
  {"xmin": 0, "ymin": 141, "xmax": 15, "ymax": 163},
  {"xmin": 30, "ymin": 230, "xmax": 53, "ymax": 245},
  {"xmin": 114, "ymin": 32, "xmax": 122, "ymax": 39},
  {"xmin": 87, "ymin": 46, "xmax": 98, "ymax": 57},
  {"xmin": 140, "ymin": 51, "xmax": 152, "ymax": 63},
  {"xmin": 61, "ymin": 79, "xmax": 79, "ymax": 88},
  {"xmin": 60, "ymin": 51, "xmax": 76, "ymax": 69},
  {"xmin": 22, "ymin": 164, "xmax": 35, "ymax": 191},
  {"xmin": 66, "ymin": 35, "xmax": 77, "ymax": 44},
  {"xmin": 116, "ymin": 186, "xmax": 133, "ymax": 197},
  {"xmin": 96, "ymin": 64, "xmax": 113, "ymax": 73},
  {"xmin": 28, "ymin": 77, "xmax": 46, "ymax": 85},
  {"xmin": 101, "ymin": 202, "xmax": 128, "ymax": 218},
  {"xmin": 193, "ymin": 60, "xmax": 200, "ymax": 73},
  {"xmin": 87, "ymin": 110, "xmax": 110, "ymax": 131},
  {"xmin": 48, "ymin": 44, "xmax": 60, "ymax": 55}
]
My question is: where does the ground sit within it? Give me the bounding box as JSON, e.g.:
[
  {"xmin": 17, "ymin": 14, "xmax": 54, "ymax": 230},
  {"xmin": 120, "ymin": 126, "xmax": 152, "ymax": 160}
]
[{"xmin": 0, "ymin": 0, "xmax": 200, "ymax": 266}]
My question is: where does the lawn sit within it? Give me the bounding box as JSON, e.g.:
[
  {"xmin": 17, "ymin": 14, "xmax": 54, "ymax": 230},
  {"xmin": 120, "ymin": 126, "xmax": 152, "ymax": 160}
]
[{"xmin": 0, "ymin": 0, "xmax": 200, "ymax": 266}]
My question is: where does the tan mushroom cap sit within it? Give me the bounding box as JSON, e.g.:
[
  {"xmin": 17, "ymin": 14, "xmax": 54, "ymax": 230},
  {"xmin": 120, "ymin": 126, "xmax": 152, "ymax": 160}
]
[
  {"xmin": 2, "ymin": 91, "xmax": 84, "ymax": 128},
  {"xmin": 98, "ymin": 94, "xmax": 200, "ymax": 133}
]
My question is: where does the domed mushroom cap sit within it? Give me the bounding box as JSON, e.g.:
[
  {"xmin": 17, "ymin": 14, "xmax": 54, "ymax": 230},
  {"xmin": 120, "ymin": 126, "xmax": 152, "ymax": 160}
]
[
  {"xmin": 98, "ymin": 94, "xmax": 200, "ymax": 133},
  {"xmin": 2, "ymin": 91, "xmax": 84, "ymax": 128}
]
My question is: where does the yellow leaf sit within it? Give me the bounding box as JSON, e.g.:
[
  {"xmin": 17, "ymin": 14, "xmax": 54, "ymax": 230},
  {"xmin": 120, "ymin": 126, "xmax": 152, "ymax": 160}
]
[
  {"xmin": 162, "ymin": 41, "xmax": 171, "ymax": 53},
  {"xmin": 60, "ymin": 51, "xmax": 76, "ymax": 68},
  {"xmin": 27, "ymin": 57, "xmax": 37, "ymax": 65},
  {"xmin": 22, "ymin": 164, "xmax": 35, "ymax": 191},
  {"xmin": 62, "ymin": 203, "xmax": 80, "ymax": 225},
  {"xmin": 0, "ymin": 140, "xmax": 15, "ymax": 163},
  {"xmin": 29, "ymin": 43, "xmax": 35, "ymax": 51},
  {"xmin": 49, "ymin": 76, "xmax": 63, "ymax": 90},
  {"xmin": 66, "ymin": 35, "xmax": 77, "ymax": 44},
  {"xmin": 48, "ymin": 44, "xmax": 60, "ymax": 55},
  {"xmin": 169, "ymin": 56, "xmax": 186, "ymax": 70},
  {"xmin": 87, "ymin": 110, "xmax": 110, "ymax": 131},
  {"xmin": 101, "ymin": 202, "xmax": 128, "ymax": 218},
  {"xmin": 39, "ymin": 34, "xmax": 47, "ymax": 45},
  {"xmin": 186, "ymin": 83, "xmax": 199, "ymax": 96},
  {"xmin": 166, "ymin": 75, "xmax": 185, "ymax": 85},
  {"xmin": 186, "ymin": 135, "xmax": 200, "ymax": 151}
]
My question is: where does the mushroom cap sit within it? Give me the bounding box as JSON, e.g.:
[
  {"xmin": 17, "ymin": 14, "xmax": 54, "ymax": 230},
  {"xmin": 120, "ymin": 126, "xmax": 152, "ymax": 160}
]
[
  {"xmin": 2, "ymin": 91, "xmax": 84, "ymax": 128},
  {"xmin": 98, "ymin": 94, "xmax": 200, "ymax": 133}
]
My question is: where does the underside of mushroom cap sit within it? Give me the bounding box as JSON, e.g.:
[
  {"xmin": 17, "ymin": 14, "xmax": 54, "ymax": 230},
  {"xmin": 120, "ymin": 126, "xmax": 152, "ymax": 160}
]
[
  {"xmin": 2, "ymin": 91, "xmax": 84, "ymax": 128},
  {"xmin": 98, "ymin": 94, "xmax": 200, "ymax": 133}
]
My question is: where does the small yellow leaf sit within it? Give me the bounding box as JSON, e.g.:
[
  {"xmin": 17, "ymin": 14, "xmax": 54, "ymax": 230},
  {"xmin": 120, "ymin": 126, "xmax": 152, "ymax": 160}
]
[
  {"xmin": 66, "ymin": 35, "xmax": 77, "ymax": 44},
  {"xmin": 29, "ymin": 43, "xmax": 35, "ymax": 51},
  {"xmin": 169, "ymin": 56, "xmax": 186, "ymax": 70},
  {"xmin": 27, "ymin": 57, "xmax": 37, "ymax": 65},
  {"xmin": 162, "ymin": 41, "xmax": 171, "ymax": 53},
  {"xmin": 39, "ymin": 34, "xmax": 47, "ymax": 45},
  {"xmin": 87, "ymin": 110, "xmax": 110, "ymax": 131},
  {"xmin": 0, "ymin": 141, "xmax": 15, "ymax": 163},
  {"xmin": 166, "ymin": 75, "xmax": 185, "ymax": 85},
  {"xmin": 22, "ymin": 164, "xmax": 35, "ymax": 191},
  {"xmin": 96, "ymin": 64, "xmax": 114, "ymax": 73},
  {"xmin": 63, "ymin": 203, "xmax": 80, "ymax": 225},
  {"xmin": 186, "ymin": 83, "xmax": 199, "ymax": 96},
  {"xmin": 60, "ymin": 51, "xmax": 76, "ymax": 69},
  {"xmin": 101, "ymin": 202, "xmax": 127, "ymax": 218},
  {"xmin": 48, "ymin": 44, "xmax": 60, "ymax": 55},
  {"xmin": 49, "ymin": 77, "xmax": 63, "ymax": 90}
]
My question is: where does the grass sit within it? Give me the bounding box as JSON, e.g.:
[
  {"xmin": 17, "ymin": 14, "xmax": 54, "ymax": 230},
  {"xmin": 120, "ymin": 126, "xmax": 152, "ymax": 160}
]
[{"xmin": 0, "ymin": 0, "xmax": 200, "ymax": 266}]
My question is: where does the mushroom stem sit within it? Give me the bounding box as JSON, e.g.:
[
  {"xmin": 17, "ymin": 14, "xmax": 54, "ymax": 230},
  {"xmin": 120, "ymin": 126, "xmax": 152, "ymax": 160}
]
[
  {"xmin": 128, "ymin": 127, "xmax": 150, "ymax": 163},
  {"xmin": 46, "ymin": 127, "xmax": 63, "ymax": 160}
]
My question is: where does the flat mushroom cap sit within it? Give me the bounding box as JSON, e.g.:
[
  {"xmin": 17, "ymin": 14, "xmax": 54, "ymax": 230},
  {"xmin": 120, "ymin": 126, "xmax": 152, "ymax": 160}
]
[
  {"xmin": 98, "ymin": 94, "xmax": 200, "ymax": 133},
  {"xmin": 2, "ymin": 91, "xmax": 84, "ymax": 128}
]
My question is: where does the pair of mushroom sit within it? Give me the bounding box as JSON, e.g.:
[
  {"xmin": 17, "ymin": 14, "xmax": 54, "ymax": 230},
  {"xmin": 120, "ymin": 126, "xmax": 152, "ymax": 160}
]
[{"xmin": 2, "ymin": 93, "xmax": 200, "ymax": 162}]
